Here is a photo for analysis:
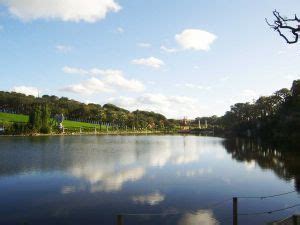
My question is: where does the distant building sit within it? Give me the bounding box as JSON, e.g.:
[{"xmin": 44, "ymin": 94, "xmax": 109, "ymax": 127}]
[
  {"xmin": 195, "ymin": 117, "xmax": 201, "ymax": 129},
  {"xmin": 180, "ymin": 117, "xmax": 190, "ymax": 130}
]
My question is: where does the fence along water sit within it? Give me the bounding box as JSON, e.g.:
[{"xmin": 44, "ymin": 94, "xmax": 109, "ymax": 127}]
[{"xmin": 115, "ymin": 190, "xmax": 299, "ymax": 225}]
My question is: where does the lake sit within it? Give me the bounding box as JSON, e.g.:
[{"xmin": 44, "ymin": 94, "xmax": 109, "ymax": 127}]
[{"xmin": 0, "ymin": 135, "xmax": 299, "ymax": 225}]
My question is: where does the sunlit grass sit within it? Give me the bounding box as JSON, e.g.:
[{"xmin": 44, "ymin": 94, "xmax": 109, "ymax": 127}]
[
  {"xmin": 0, "ymin": 112, "xmax": 28, "ymax": 123},
  {"xmin": 0, "ymin": 112, "xmax": 106, "ymax": 129}
]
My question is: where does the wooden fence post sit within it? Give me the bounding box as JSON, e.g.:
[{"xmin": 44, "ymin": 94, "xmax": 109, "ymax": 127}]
[
  {"xmin": 117, "ymin": 214, "xmax": 123, "ymax": 225},
  {"xmin": 233, "ymin": 197, "xmax": 238, "ymax": 225},
  {"xmin": 293, "ymin": 215, "xmax": 298, "ymax": 225}
]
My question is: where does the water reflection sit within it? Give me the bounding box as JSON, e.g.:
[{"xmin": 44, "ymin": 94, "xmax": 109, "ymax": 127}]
[
  {"xmin": 0, "ymin": 136, "xmax": 221, "ymax": 193},
  {"xmin": 132, "ymin": 191, "xmax": 165, "ymax": 205},
  {"xmin": 223, "ymin": 138, "xmax": 300, "ymax": 192},
  {"xmin": 0, "ymin": 135, "xmax": 299, "ymax": 225},
  {"xmin": 176, "ymin": 168, "xmax": 213, "ymax": 177},
  {"xmin": 178, "ymin": 210, "xmax": 219, "ymax": 225}
]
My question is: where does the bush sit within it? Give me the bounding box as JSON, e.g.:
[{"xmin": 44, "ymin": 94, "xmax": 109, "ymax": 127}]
[
  {"xmin": 3, "ymin": 122, "xmax": 30, "ymax": 135},
  {"xmin": 40, "ymin": 126, "xmax": 51, "ymax": 134}
]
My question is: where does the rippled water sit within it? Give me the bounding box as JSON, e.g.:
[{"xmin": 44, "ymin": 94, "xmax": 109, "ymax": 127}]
[{"xmin": 0, "ymin": 135, "xmax": 299, "ymax": 225}]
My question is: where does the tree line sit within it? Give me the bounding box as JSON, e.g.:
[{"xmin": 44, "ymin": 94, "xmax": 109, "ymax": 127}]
[
  {"xmin": 220, "ymin": 79, "xmax": 300, "ymax": 141},
  {"xmin": 0, "ymin": 91, "xmax": 178, "ymax": 133},
  {"xmin": 1, "ymin": 79, "xmax": 300, "ymax": 137}
]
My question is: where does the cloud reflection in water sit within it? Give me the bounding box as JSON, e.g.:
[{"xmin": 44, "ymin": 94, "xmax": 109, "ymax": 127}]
[
  {"xmin": 132, "ymin": 191, "xmax": 165, "ymax": 205},
  {"xmin": 63, "ymin": 136, "xmax": 224, "ymax": 193},
  {"xmin": 178, "ymin": 210, "xmax": 219, "ymax": 225}
]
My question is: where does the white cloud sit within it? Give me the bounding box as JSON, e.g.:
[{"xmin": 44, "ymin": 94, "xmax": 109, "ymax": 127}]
[
  {"xmin": 0, "ymin": 0, "xmax": 121, "ymax": 22},
  {"xmin": 175, "ymin": 29, "xmax": 217, "ymax": 51},
  {"xmin": 176, "ymin": 83, "xmax": 212, "ymax": 91},
  {"xmin": 277, "ymin": 44, "xmax": 300, "ymax": 55},
  {"xmin": 115, "ymin": 27, "xmax": 124, "ymax": 34},
  {"xmin": 109, "ymin": 93, "xmax": 205, "ymax": 118},
  {"xmin": 219, "ymin": 76, "xmax": 230, "ymax": 82},
  {"xmin": 60, "ymin": 77, "xmax": 114, "ymax": 95},
  {"xmin": 137, "ymin": 42, "xmax": 151, "ymax": 48},
  {"xmin": 63, "ymin": 66, "xmax": 88, "ymax": 75},
  {"xmin": 147, "ymin": 81, "xmax": 155, "ymax": 85},
  {"xmin": 132, "ymin": 192, "xmax": 165, "ymax": 206},
  {"xmin": 284, "ymin": 75, "xmax": 300, "ymax": 82},
  {"xmin": 132, "ymin": 57, "xmax": 165, "ymax": 69},
  {"xmin": 242, "ymin": 89, "xmax": 258, "ymax": 100},
  {"xmin": 277, "ymin": 50, "xmax": 286, "ymax": 55},
  {"xmin": 11, "ymin": 85, "xmax": 40, "ymax": 97},
  {"xmin": 228, "ymin": 89, "xmax": 259, "ymax": 105},
  {"xmin": 60, "ymin": 66, "xmax": 145, "ymax": 94},
  {"xmin": 55, "ymin": 44, "xmax": 73, "ymax": 53},
  {"xmin": 104, "ymin": 72, "xmax": 145, "ymax": 92},
  {"xmin": 160, "ymin": 45, "xmax": 178, "ymax": 53},
  {"xmin": 63, "ymin": 66, "xmax": 123, "ymax": 77}
]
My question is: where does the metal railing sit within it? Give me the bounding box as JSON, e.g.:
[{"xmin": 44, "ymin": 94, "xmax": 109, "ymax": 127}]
[
  {"xmin": 115, "ymin": 190, "xmax": 299, "ymax": 225},
  {"xmin": 270, "ymin": 215, "xmax": 300, "ymax": 225}
]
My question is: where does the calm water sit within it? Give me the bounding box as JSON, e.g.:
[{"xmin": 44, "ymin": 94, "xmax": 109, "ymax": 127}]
[{"xmin": 0, "ymin": 135, "xmax": 300, "ymax": 225}]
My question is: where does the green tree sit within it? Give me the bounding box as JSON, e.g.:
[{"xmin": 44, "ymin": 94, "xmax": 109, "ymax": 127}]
[
  {"xmin": 40, "ymin": 104, "xmax": 51, "ymax": 133},
  {"xmin": 29, "ymin": 105, "xmax": 42, "ymax": 132},
  {"xmin": 28, "ymin": 104, "xmax": 51, "ymax": 133}
]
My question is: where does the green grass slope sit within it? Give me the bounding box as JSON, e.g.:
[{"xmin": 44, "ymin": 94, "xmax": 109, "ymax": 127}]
[
  {"xmin": 63, "ymin": 120, "xmax": 104, "ymax": 128},
  {"xmin": 0, "ymin": 112, "xmax": 105, "ymax": 129},
  {"xmin": 0, "ymin": 112, "xmax": 28, "ymax": 123}
]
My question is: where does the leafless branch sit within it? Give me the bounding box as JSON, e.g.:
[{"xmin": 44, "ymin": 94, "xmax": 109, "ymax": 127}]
[{"xmin": 266, "ymin": 10, "xmax": 300, "ymax": 44}]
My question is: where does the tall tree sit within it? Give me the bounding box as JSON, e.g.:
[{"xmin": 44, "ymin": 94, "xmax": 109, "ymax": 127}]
[
  {"xmin": 29, "ymin": 105, "xmax": 42, "ymax": 132},
  {"xmin": 40, "ymin": 104, "xmax": 51, "ymax": 133}
]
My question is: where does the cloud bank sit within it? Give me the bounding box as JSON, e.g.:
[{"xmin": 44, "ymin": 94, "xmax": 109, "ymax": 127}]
[
  {"xmin": 55, "ymin": 44, "xmax": 73, "ymax": 53},
  {"xmin": 161, "ymin": 29, "xmax": 217, "ymax": 53},
  {"xmin": 160, "ymin": 45, "xmax": 178, "ymax": 53},
  {"xmin": 137, "ymin": 42, "xmax": 151, "ymax": 48},
  {"xmin": 175, "ymin": 29, "xmax": 217, "ymax": 51},
  {"xmin": 11, "ymin": 86, "xmax": 40, "ymax": 97},
  {"xmin": 0, "ymin": 0, "xmax": 121, "ymax": 22},
  {"xmin": 132, "ymin": 57, "xmax": 165, "ymax": 69},
  {"xmin": 60, "ymin": 66, "xmax": 145, "ymax": 94},
  {"xmin": 109, "ymin": 93, "xmax": 204, "ymax": 118}
]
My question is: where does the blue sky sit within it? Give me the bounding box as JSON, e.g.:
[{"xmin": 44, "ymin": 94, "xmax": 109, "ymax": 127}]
[{"xmin": 0, "ymin": 0, "xmax": 300, "ymax": 118}]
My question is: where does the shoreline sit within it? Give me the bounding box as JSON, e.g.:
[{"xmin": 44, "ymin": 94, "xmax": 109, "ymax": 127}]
[{"xmin": 0, "ymin": 130, "xmax": 179, "ymax": 137}]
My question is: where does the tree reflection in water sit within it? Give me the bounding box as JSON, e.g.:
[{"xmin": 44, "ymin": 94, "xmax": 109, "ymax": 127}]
[{"xmin": 222, "ymin": 138, "xmax": 300, "ymax": 192}]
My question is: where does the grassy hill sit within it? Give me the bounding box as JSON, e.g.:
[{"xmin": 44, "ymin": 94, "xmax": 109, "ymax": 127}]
[
  {"xmin": 0, "ymin": 112, "xmax": 107, "ymax": 130},
  {"xmin": 0, "ymin": 112, "xmax": 28, "ymax": 123}
]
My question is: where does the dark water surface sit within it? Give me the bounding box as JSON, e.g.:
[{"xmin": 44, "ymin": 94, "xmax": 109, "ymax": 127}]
[{"xmin": 0, "ymin": 135, "xmax": 299, "ymax": 225}]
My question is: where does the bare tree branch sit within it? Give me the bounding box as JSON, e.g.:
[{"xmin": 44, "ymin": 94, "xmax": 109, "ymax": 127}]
[{"xmin": 266, "ymin": 10, "xmax": 300, "ymax": 44}]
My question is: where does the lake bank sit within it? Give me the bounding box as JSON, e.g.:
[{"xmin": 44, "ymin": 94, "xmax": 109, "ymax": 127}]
[
  {"xmin": 0, "ymin": 135, "xmax": 298, "ymax": 225},
  {"xmin": 0, "ymin": 130, "xmax": 178, "ymax": 137}
]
